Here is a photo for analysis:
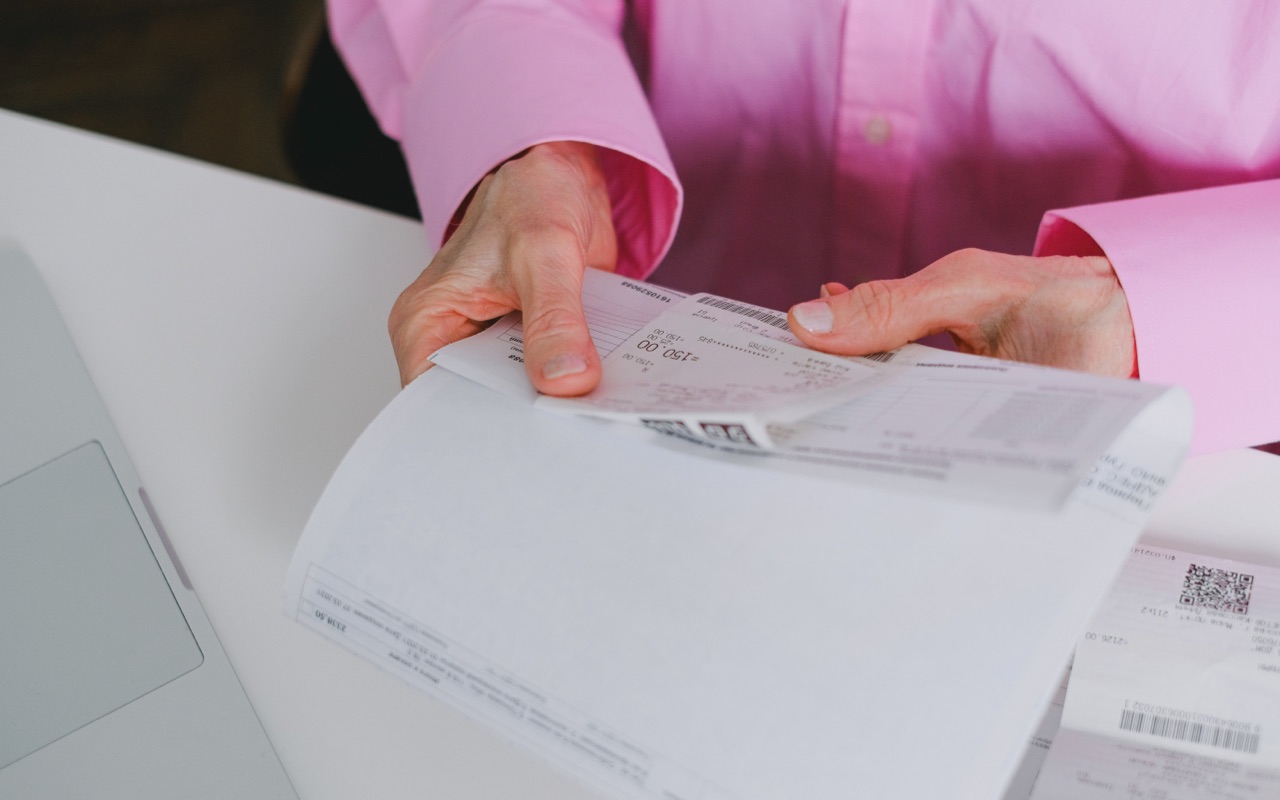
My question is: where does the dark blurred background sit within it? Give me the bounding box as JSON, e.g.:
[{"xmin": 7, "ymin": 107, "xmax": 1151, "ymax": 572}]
[{"xmin": 1, "ymin": 0, "xmax": 419, "ymax": 217}]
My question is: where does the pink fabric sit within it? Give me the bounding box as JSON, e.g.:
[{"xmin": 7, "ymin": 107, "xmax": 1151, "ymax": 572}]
[
  {"xmin": 1035, "ymin": 183, "xmax": 1280, "ymax": 453},
  {"xmin": 329, "ymin": 0, "xmax": 1280, "ymax": 453}
]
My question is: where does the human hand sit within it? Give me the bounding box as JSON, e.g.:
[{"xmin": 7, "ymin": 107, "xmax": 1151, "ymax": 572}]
[
  {"xmin": 787, "ymin": 249, "xmax": 1137, "ymax": 377},
  {"xmin": 388, "ymin": 140, "xmax": 617, "ymax": 392}
]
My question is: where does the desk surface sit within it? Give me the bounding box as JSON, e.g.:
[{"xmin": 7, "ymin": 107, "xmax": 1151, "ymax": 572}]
[{"xmin": 1, "ymin": 108, "xmax": 1276, "ymax": 800}]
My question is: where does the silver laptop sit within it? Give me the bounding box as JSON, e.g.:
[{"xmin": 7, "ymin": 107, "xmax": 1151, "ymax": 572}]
[{"xmin": 0, "ymin": 242, "xmax": 296, "ymax": 799}]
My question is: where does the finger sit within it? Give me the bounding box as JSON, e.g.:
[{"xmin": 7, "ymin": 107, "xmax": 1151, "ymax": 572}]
[
  {"xmin": 388, "ymin": 267, "xmax": 515, "ymax": 387},
  {"xmin": 389, "ymin": 287, "xmax": 500, "ymax": 386},
  {"xmin": 789, "ymin": 252, "xmax": 1020, "ymax": 355},
  {"xmin": 788, "ymin": 277, "xmax": 939, "ymax": 354},
  {"xmin": 512, "ymin": 244, "xmax": 601, "ymax": 396},
  {"xmin": 819, "ymin": 281, "xmax": 850, "ymax": 300},
  {"xmin": 391, "ymin": 309, "xmax": 491, "ymax": 387}
]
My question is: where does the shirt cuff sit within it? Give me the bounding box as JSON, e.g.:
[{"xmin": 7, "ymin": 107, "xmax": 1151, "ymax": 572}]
[
  {"xmin": 397, "ymin": 11, "xmax": 682, "ymax": 280},
  {"xmin": 1034, "ymin": 180, "xmax": 1280, "ymax": 454}
]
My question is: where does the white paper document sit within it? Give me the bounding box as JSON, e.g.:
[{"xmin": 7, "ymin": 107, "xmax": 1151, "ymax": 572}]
[
  {"xmin": 1002, "ymin": 665, "xmax": 1072, "ymax": 800},
  {"xmin": 434, "ymin": 269, "xmax": 1171, "ymax": 510},
  {"xmin": 1031, "ymin": 546, "xmax": 1280, "ymax": 799},
  {"xmin": 285, "ymin": 272, "xmax": 1195, "ymax": 799},
  {"xmin": 538, "ymin": 310, "xmax": 880, "ymax": 449},
  {"xmin": 431, "ymin": 274, "xmax": 686, "ymax": 403}
]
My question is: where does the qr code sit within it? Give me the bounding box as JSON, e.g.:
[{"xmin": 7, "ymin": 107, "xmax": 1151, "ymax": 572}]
[{"xmin": 1179, "ymin": 564, "xmax": 1254, "ymax": 615}]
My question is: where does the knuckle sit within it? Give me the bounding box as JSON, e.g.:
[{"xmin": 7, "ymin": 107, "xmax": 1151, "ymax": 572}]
[
  {"xmin": 508, "ymin": 217, "xmax": 585, "ymax": 263},
  {"xmin": 521, "ymin": 304, "xmax": 586, "ymax": 344},
  {"xmin": 952, "ymin": 246, "xmax": 988, "ymax": 262},
  {"xmin": 504, "ymin": 227, "xmax": 589, "ymax": 298},
  {"xmin": 848, "ymin": 280, "xmax": 899, "ymax": 332},
  {"xmin": 387, "ymin": 284, "xmax": 424, "ymax": 338},
  {"xmin": 387, "ymin": 273, "xmax": 461, "ymax": 345},
  {"xmin": 387, "ymin": 303, "xmax": 434, "ymax": 362},
  {"xmin": 388, "ymin": 267, "xmax": 444, "ymax": 334},
  {"xmin": 931, "ymin": 247, "xmax": 993, "ymax": 280}
]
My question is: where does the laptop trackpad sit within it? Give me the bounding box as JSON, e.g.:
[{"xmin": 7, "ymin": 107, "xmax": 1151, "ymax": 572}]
[{"xmin": 0, "ymin": 443, "xmax": 203, "ymax": 768}]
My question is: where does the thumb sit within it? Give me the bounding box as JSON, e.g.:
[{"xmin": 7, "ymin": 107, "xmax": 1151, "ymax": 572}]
[
  {"xmin": 516, "ymin": 254, "xmax": 602, "ymax": 396},
  {"xmin": 788, "ymin": 269, "xmax": 967, "ymax": 355}
]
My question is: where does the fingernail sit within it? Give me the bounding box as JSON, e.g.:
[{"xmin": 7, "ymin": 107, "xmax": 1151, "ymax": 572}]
[
  {"xmin": 791, "ymin": 300, "xmax": 834, "ymax": 334},
  {"xmin": 819, "ymin": 285, "xmax": 830, "ymax": 299},
  {"xmin": 543, "ymin": 353, "xmax": 588, "ymax": 380}
]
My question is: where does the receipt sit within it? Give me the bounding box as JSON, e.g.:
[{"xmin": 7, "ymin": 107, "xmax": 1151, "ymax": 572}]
[
  {"xmin": 430, "ymin": 273, "xmax": 684, "ymax": 401},
  {"xmin": 1003, "ymin": 665, "xmax": 1071, "ymax": 800},
  {"xmin": 434, "ymin": 275, "xmax": 880, "ymax": 448},
  {"xmin": 1031, "ymin": 546, "xmax": 1280, "ymax": 798},
  {"xmin": 537, "ymin": 311, "xmax": 879, "ymax": 447},
  {"xmin": 432, "ymin": 269, "xmax": 1176, "ymax": 510},
  {"xmin": 288, "ymin": 272, "xmax": 1196, "ymax": 800}
]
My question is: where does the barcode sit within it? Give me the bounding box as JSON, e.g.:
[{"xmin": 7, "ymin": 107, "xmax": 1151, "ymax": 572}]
[
  {"xmin": 695, "ymin": 296, "xmax": 790, "ymax": 330},
  {"xmin": 861, "ymin": 351, "xmax": 897, "ymax": 364},
  {"xmin": 1118, "ymin": 709, "xmax": 1260, "ymax": 754}
]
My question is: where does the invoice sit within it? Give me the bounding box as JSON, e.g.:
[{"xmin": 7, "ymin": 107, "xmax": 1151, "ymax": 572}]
[{"xmin": 286, "ymin": 274, "xmax": 1194, "ymax": 800}]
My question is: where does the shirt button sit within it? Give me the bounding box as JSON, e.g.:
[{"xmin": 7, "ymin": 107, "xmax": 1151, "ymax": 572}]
[{"xmin": 863, "ymin": 115, "xmax": 892, "ymax": 145}]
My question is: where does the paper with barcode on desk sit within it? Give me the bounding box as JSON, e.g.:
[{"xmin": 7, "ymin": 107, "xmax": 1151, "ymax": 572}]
[
  {"xmin": 285, "ymin": 356, "xmax": 1191, "ymax": 800},
  {"xmin": 1028, "ymin": 546, "xmax": 1280, "ymax": 799},
  {"xmin": 538, "ymin": 311, "xmax": 879, "ymax": 449},
  {"xmin": 432, "ymin": 269, "xmax": 1170, "ymax": 510}
]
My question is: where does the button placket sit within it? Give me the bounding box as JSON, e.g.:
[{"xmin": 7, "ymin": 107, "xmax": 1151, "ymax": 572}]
[{"xmin": 832, "ymin": 0, "xmax": 936, "ymax": 282}]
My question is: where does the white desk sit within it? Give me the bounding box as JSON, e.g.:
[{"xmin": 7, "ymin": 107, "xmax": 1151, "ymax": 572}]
[{"xmin": 1, "ymin": 108, "xmax": 1276, "ymax": 799}]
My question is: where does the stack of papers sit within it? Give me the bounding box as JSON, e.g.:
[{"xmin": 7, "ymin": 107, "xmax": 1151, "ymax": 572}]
[
  {"xmin": 1029, "ymin": 545, "xmax": 1280, "ymax": 799},
  {"xmin": 433, "ymin": 271, "xmax": 1175, "ymax": 510},
  {"xmin": 285, "ymin": 271, "xmax": 1193, "ymax": 799}
]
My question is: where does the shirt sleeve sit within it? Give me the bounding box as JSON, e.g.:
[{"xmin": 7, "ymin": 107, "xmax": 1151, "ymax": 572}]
[
  {"xmin": 327, "ymin": 0, "xmax": 682, "ymax": 278},
  {"xmin": 1033, "ymin": 180, "xmax": 1280, "ymax": 455}
]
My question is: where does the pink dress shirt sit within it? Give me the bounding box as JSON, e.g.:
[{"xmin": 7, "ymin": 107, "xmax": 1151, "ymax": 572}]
[{"xmin": 329, "ymin": 0, "xmax": 1280, "ymax": 453}]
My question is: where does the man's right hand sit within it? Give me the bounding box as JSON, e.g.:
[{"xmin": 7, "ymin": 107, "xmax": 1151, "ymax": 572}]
[{"xmin": 388, "ymin": 140, "xmax": 617, "ymax": 393}]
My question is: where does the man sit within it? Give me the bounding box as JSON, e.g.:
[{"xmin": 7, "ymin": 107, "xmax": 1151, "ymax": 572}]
[{"xmin": 329, "ymin": 0, "xmax": 1280, "ymax": 452}]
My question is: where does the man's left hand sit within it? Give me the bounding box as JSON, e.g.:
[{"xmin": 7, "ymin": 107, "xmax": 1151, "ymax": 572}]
[{"xmin": 788, "ymin": 249, "xmax": 1137, "ymax": 377}]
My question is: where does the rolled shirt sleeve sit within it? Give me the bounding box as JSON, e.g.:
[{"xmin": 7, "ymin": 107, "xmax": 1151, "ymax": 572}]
[
  {"xmin": 328, "ymin": 0, "xmax": 682, "ymax": 278},
  {"xmin": 1035, "ymin": 180, "xmax": 1280, "ymax": 454}
]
